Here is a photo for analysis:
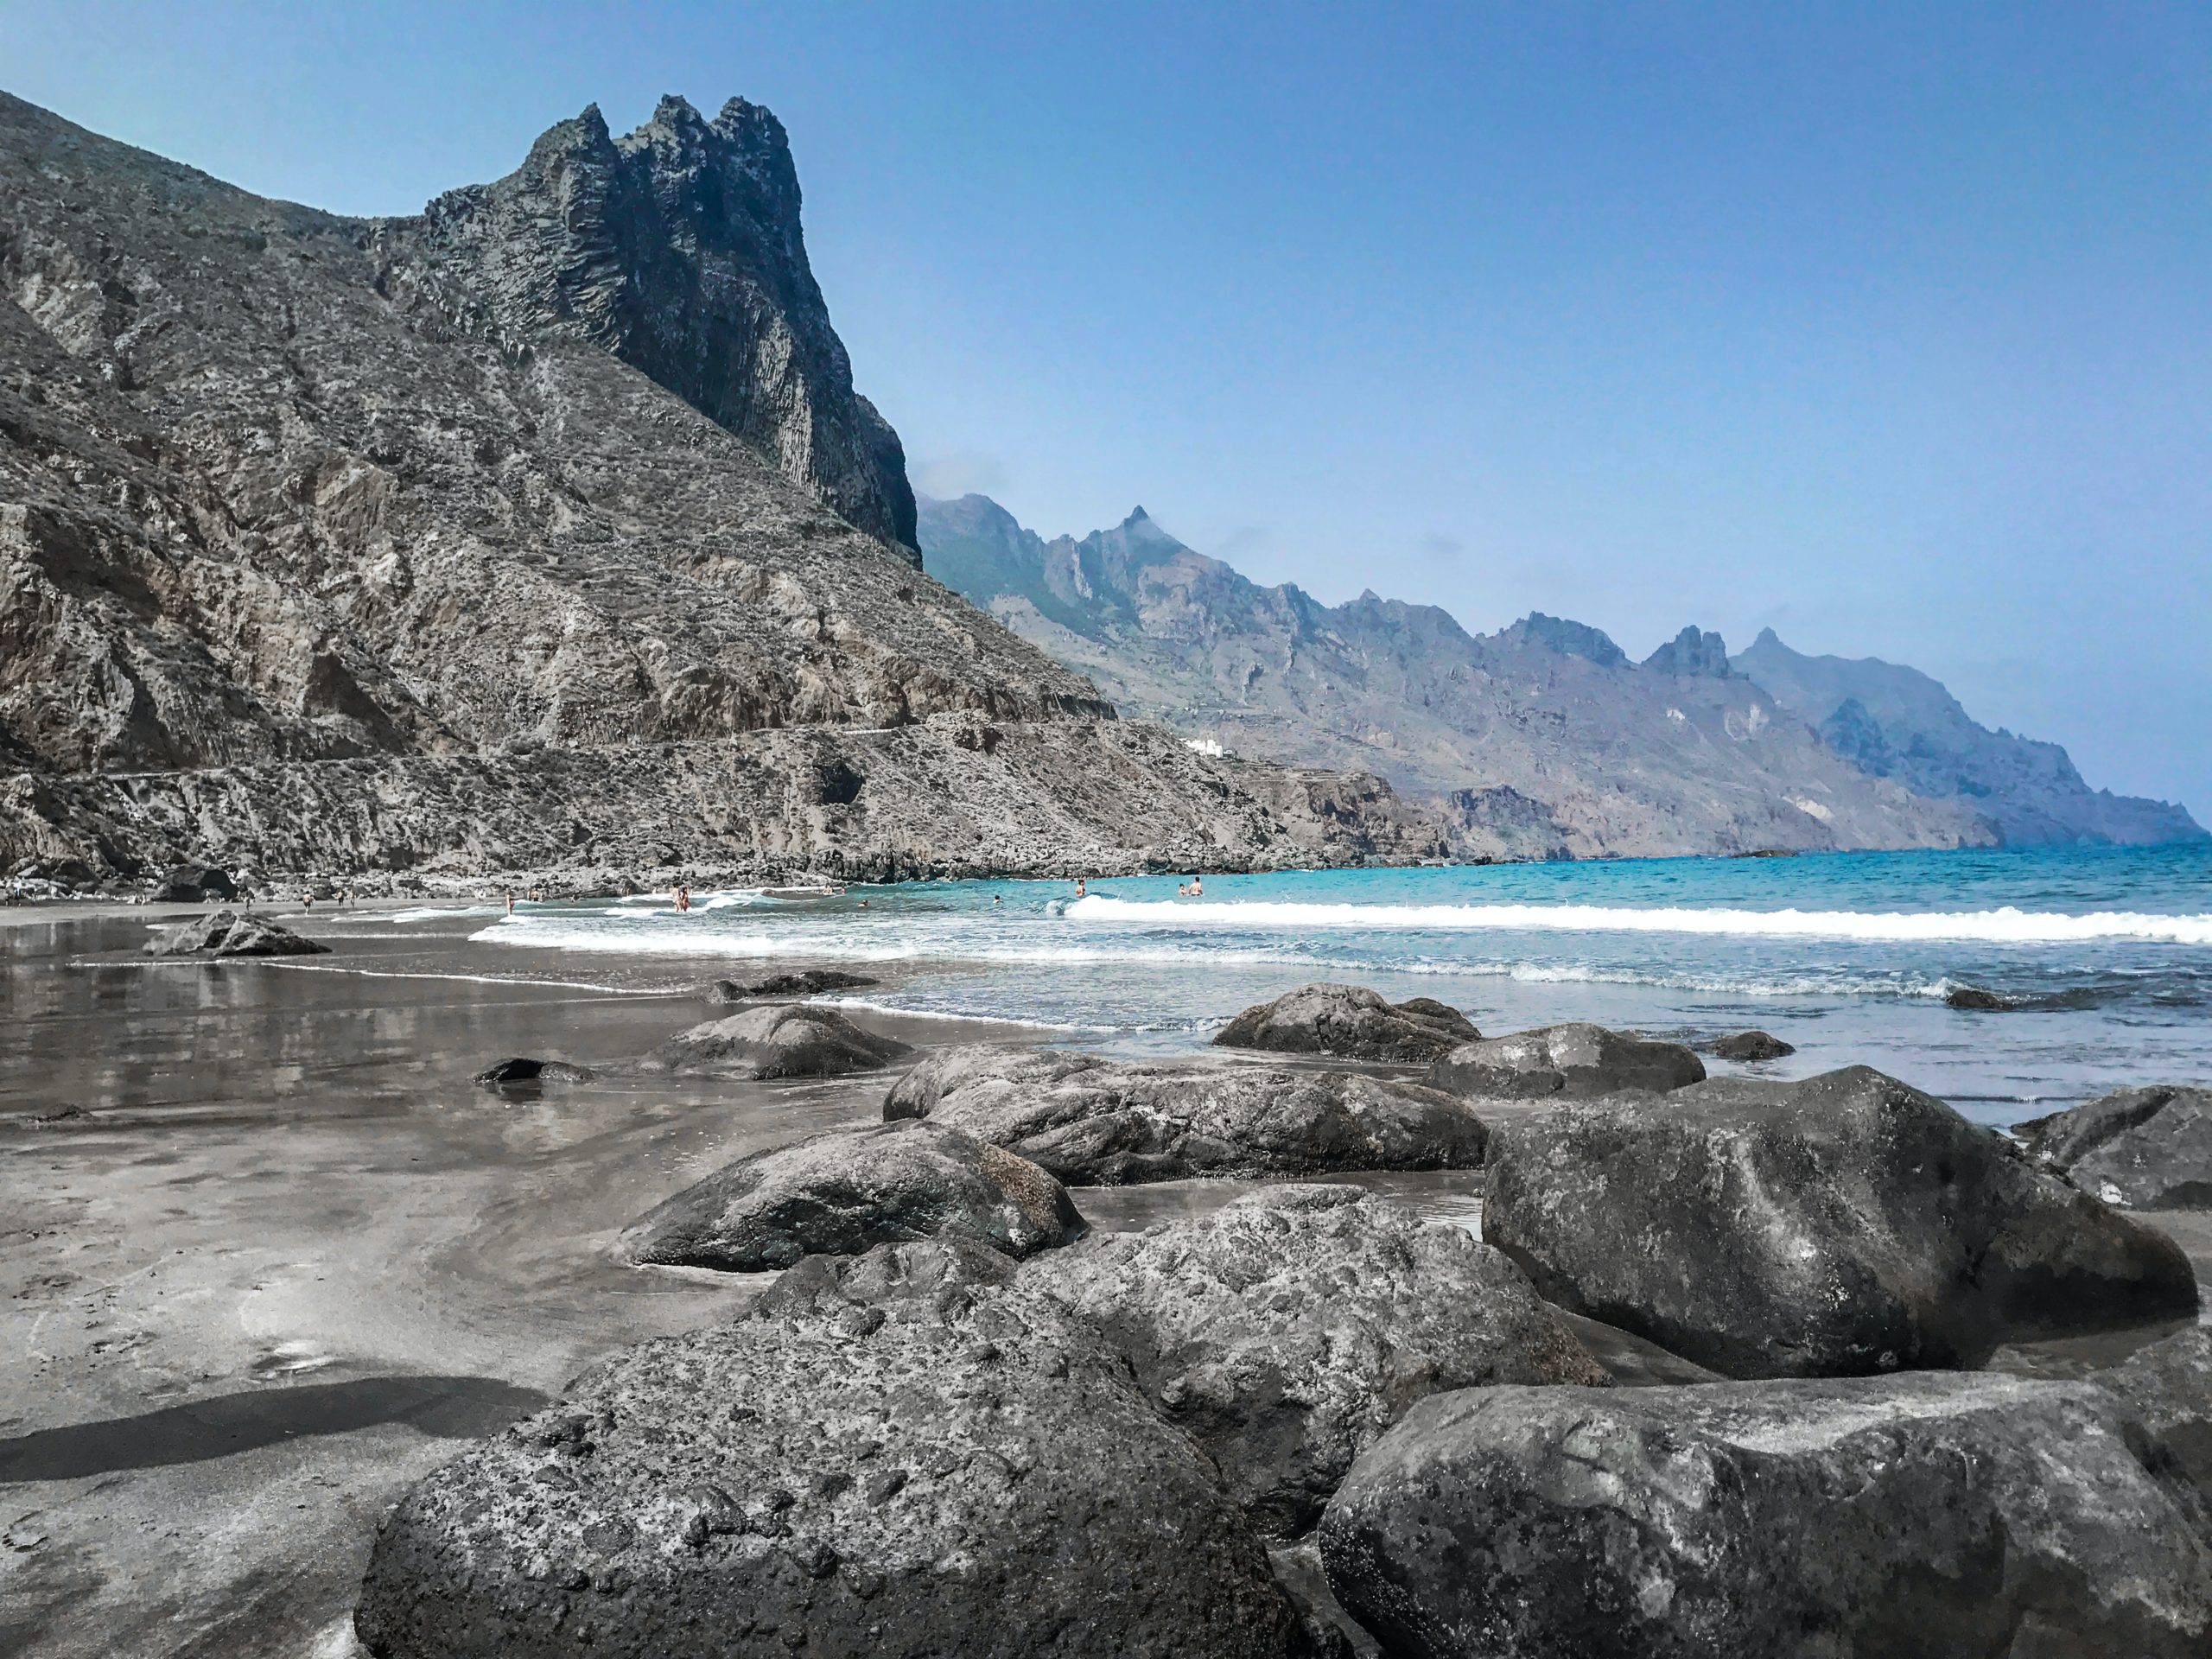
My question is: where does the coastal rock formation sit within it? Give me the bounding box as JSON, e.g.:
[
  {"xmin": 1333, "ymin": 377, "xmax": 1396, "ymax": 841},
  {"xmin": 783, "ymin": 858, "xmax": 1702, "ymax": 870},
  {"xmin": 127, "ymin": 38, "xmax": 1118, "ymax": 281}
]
[
  {"xmin": 636, "ymin": 1004, "xmax": 912, "ymax": 1079},
  {"xmin": 1213, "ymin": 983, "xmax": 1478, "ymax": 1063},
  {"xmin": 621, "ymin": 1121, "xmax": 1084, "ymax": 1271},
  {"xmin": 149, "ymin": 863, "xmax": 237, "ymax": 903},
  {"xmin": 2101, "ymin": 1327, "xmax": 2212, "ymax": 1502},
  {"xmin": 883, "ymin": 1047, "xmax": 1488, "ymax": 1185},
  {"xmin": 1426, "ymin": 1023, "xmax": 1704, "ymax": 1099},
  {"xmin": 474, "ymin": 1057, "xmax": 594, "ymax": 1088},
  {"xmin": 353, "ymin": 1242, "xmax": 1310, "ymax": 1658},
  {"xmin": 1736, "ymin": 627, "xmax": 2205, "ymax": 846},
  {"xmin": 2017, "ymin": 1084, "xmax": 2212, "ymax": 1209},
  {"xmin": 1319, "ymin": 1375, "xmax": 2212, "ymax": 1658},
  {"xmin": 145, "ymin": 909, "xmax": 327, "ymax": 958},
  {"xmin": 1026, "ymin": 1185, "xmax": 1605, "ymax": 1536},
  {"xmin": 706, "ymin": 968, "xmax": 876, "ymax": 1003},
  {"xmin": 1704, "ymin": 1029, "xmax": 1794, "ymax": 1060},
  {"xmin": 1482, "ymin": 1067, "xmax": 2199, "ymax": 1377},
  {"xmin": 918, "ymin": 494, "xmax": 2000, "ymax": 858},
  {"xmin": 384, "ymin": 96, "xmax": 918, "ymax": 552}
]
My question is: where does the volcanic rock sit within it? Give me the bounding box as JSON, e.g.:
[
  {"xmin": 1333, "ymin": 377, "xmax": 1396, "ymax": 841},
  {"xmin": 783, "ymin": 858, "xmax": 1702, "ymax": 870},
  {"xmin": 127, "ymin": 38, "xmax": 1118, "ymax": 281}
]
[
  {"xmin": 474, "ymin": 1057, "xmax": 594, "ymax": 1088},
  {"xmin": 150, "ymin": 864, "xmax": 238, "ymax": 903},
  {"xmin": 1482, "ymin": 1066, "xmax": 2198, "ymax": 1378},
  {"xmin": 353, "ymin": 1241, "xmax": 1311, "ymax": 1658},
  {"xmin": 146, "ymin": 910, "xmax": 328, "ymax": 958},
  {"xmin": 1319, "ymin": 1373, "xmax": 2212, "ymax": 1659},
  {"xmin": 883, "ymin": 1047, "xmax": 1488, "ymax": 1185},
  {"xmin": 2016, "ymin": 1084, "xmax": 2212, "ymax": 1209},
  {"xmin": 2101, "ymin": 1326, "xmax": 2212, "ymax": 1503},
  {"xmin": 1945, "ymin": 984, "xmax": 2012, "ymax": 1010},
  {"xmin": 1027, "ymin": 1185, "xmax": 1605, "ymax": 1535},
  {"xmin": 705, "ymin": 968, "xmax": 878, "ymax": 1003},
  {"xmin": 621, "ymin": 1121, "xmax": 1084, "ymax": 1272},
  {"xmin": 637, "ymin": 1003, "xmax": 912, "ymax": 1079},
  {"xmin": 1703, "ymin": 1029, "xmax": 1794, "ymax": 1061},
  {"xmin": 1213, "ymin": 983, "xmax": 1478, "ymax": 1063},
  {"xmin": 1426, "ymin": 1023, "xmax": 1704, "ymax": 1099}
]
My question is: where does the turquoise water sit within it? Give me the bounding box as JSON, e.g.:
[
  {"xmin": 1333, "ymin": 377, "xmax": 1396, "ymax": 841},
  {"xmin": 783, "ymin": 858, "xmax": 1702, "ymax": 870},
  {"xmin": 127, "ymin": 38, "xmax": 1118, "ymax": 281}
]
[{"xmin": 459, "ymin": 843, "xmax": 2212, "ymax": 1124}]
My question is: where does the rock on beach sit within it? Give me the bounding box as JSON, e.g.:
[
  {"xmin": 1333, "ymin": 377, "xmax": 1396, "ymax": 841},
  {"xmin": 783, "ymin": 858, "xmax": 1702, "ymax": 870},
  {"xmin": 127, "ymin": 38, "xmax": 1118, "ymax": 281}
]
[
  {"xmin": 1426, "ymin": 1022, "xmax": 1704, "ymax": 1098},
  {"xmin": 637, "ymin": 1003, "xmax": 912, "ymax": 1079},
  {"xmin": 1213, "ymin": 982, "xmax": 1479, "ymax": 1063}
]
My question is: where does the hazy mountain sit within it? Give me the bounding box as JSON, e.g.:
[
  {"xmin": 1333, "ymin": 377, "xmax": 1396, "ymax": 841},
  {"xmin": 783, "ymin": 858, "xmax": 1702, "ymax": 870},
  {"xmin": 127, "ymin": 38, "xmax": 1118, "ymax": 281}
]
[
  {"xmin": 919, "ymin": 493, "xmax": 1993, "ymax": 859},
  {"xmin": 1733, "ymin": 630, "xmax": 2203, "ymax": 846},
  {"xmin": 0, "ymin": 91, "xmax": 1440, "ymax": 880}
]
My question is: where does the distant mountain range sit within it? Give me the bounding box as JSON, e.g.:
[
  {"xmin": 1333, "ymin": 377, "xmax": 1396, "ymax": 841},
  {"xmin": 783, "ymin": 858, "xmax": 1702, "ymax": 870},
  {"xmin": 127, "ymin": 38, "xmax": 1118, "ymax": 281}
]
[{"xmin": 919, "ymin": 493, "xmax": 2204, "ymax": 857}]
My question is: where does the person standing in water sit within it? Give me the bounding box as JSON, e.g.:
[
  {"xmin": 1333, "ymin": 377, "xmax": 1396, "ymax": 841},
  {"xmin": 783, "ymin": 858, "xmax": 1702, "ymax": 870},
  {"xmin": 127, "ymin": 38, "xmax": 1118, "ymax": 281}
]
[
  {"xmin": 1189, "ymin": 875, "xmax": 1204, "ymax": 897},
  {"xmin": 1074, "ymin": 878, "xmax": 1087, "ymax": 899}
]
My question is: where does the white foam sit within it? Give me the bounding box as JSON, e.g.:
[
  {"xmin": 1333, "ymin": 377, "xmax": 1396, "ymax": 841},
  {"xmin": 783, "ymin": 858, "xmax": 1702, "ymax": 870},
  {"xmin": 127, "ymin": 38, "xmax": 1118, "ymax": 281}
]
[{"xmin": 1065, "ymin": 897, "xmax": 2212, "ymax": 946}]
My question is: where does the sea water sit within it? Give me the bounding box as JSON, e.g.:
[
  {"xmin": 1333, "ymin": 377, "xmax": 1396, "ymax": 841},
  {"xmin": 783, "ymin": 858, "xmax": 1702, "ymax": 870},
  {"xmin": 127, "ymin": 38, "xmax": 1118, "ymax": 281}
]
[{"xmin": 457, "ymin": 843, "xmax": 2212, "ymax": 1126}]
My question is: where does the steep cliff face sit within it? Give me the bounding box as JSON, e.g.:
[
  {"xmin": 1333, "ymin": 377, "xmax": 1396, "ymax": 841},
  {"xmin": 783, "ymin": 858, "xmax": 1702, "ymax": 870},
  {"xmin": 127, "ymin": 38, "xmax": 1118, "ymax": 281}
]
[
  {"xmin": 1733, "ymin": 629, "xmax": 2204, "ymax": 846},
  {"xmin": 382, "ymin": 95, "xmax": 918, "ymax": 554},
  {"xmin": 921, "ymin": 494, "xmax": 1995, "ymax": 859}
]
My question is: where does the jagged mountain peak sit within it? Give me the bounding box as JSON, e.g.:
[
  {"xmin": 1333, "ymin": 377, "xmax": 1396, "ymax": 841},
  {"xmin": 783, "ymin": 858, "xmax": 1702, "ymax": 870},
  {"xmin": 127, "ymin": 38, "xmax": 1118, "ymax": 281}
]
[
  {"xmin": 1503, "ymin": 613, "xmax": 1630, "ymax": 670},
  {"xmin": 1644, "ymin": 626, "xmax": 1733, "ymax": 678}
]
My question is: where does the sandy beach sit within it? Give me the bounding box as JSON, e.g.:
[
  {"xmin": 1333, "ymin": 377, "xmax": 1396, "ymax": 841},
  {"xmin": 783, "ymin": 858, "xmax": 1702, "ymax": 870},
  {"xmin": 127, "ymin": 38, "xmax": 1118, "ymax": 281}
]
[{"xmin": 3, "ymin": 899, "xmax": 2205, "ymax": 1657}]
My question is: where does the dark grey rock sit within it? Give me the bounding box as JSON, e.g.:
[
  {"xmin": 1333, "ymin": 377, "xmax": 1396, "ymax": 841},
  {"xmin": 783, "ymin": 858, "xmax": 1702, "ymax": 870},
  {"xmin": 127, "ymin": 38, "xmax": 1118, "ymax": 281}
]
[
  {"xmin": 353, "ymin": 1241, "xmax": 1312, "ymax": 1658},
  {"xmin": 1027, "ymin": 1185, "xmax": 1605, "ymax": 1536},
  {"xmin": 474, "ymin": 1057, "xmax": 594, "ymax": 1088},
  {"xmin": 883, "ymin": 1046, "xmax": 1487, "ymax": 1186},
  {"xmin": 146, "ymin": 910, "xmax": 329, "ymax": 958},
  {"xmin": 1482, "ymin": 1066, "xmax": 2199, "ymax": 1378},
  {"xmin": 705, "ymin": 968, "xmax": 879, "ymax": 1003},
  {"xmin": 2017, "ymin": 1084, "xmax": 2212, "ymax": 1209},
  {"xmin": 1703, "ymin": 1029, "xmax": 1794, "ymax": 1061},
  {"xmin": 1426, "ymin": 1023, "xmax": 1704, "ymax": 1099},
  {"xmin": 1945, "ymin": 984, "xmax": 2012, "ymax": 1010},
  {"xmin": 1319, "ymin": 1373, "xmax": 2212, "ymax": 1659},
  {"xmin": 151, "ymin": 863, "xmax": 238, "ymax": 903},
  {"xmin": 621, "ymin": 1120, "xmax": 1084, "ymax": 1271},
  {"xmin": 2100, "ymin": 1326, "xmax": 2212, "ymax": 1505},
  {"xmin": 638, "ymin": 1003, "xmax": 912, "ymax": 1079},
  {"xmin": 1213, "ymin": 982, "xmax": 1478, "ymax": 1063}
]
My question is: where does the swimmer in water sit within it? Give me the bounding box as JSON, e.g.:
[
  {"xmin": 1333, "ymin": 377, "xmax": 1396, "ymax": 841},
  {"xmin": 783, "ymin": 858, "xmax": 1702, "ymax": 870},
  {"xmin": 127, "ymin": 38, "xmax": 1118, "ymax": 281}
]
[
  {"xmin": 1190, "ymin": 875, "xmax": 1204, "ymax": 898},
  {"xmin": 1074, "ymin": 878, "xmax": 1087, "ymax": 899}
]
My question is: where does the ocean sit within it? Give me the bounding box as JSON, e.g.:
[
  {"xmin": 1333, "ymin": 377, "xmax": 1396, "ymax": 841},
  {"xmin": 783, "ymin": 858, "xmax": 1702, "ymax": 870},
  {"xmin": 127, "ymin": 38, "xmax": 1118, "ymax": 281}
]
[{"xmin": 451, "ymin": 842, "xmax": 2212, "ymax": 1127}]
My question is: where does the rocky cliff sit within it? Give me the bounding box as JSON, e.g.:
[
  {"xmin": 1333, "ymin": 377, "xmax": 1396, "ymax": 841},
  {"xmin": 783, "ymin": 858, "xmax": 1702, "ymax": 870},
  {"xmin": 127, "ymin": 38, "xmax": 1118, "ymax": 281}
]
[
  {"xmin": 920, "ymin": 493, "xmax": 1994, "ymax": 859},
  {"xmin": 1733, "ymin": 629, "xmax": 2204, "ymax": 846},
  {"xmin": 0, "ymin": 91, "xmax": 1430, "ymax": 880}
]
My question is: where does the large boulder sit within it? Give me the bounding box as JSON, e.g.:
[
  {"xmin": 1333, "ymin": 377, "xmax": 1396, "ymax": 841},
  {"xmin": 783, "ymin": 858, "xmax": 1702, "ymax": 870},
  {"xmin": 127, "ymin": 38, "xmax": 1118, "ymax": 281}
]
[
  {"xmin": 2101, "ymin": 1326, "xmax": 2212, "ymax": 1504},
  {"xmin": 1483, "ymin": 1066, "xmax": 2198, "ymax": 1378},
  {"xmin": 1704, "ymin": 1029, "xmax": 1794, "ymax": 1061},
  {"xmin": 1213, "ymin": 983, "xmax": 1479, "ymax": 1064},
  {"xmin": 1027, "ymin": 1185, "xmax": 1605, "ymax": 1536},
  {"xmin": 637, "ymin": 1003, "xmax": 912, "ymax": 1079},
  {"xmin": 705, "ymin": 968, "xmax": 879, "ymax": 1004},
  {"xmin": 353, "ymin": 1242, "xmax": 1313, "ymax": 1659},
  {"xmin": 1319, "ymin": 1372, "xmax": 2212, "ymax": 1659},
  {"xmin": 146, "ymin": 910, "xmax": 328, "ymax": 958},
  {"xmin": 1426, "ymin": 1023, "xmax": 1704, "ymax": 1098},
  {"xmin": 623, "ymin": 1121, "xmax": 1084, "ymax": 1272},
  {"xmin": 2018, "ymin": 1084, "xmax": 2212, "ymax": 1209},
  {"xmin": 883, "ymin": 1046, "xmax": 1488, "ymax": 1186}
]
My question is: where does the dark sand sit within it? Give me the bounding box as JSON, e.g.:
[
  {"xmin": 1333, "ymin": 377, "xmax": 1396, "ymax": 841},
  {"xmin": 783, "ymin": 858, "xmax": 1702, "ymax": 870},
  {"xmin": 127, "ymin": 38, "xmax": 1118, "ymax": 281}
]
[{"xmin": 1, "ymin": 903, "xmax": 2202, "ymax": 1656}]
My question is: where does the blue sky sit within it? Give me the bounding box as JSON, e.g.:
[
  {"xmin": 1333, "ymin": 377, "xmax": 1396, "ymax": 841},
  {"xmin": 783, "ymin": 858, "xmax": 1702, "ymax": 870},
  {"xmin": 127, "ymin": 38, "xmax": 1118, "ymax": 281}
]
[{"xmin": 6, "ymin": 3, "xmax": 2209, "ymax": 811}]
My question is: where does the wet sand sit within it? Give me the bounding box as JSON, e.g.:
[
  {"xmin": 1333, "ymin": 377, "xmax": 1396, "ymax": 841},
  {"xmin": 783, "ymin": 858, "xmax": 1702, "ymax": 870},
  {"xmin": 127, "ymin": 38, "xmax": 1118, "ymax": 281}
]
[{"xmin": 1, "ymin": 903, "xmax": 2203, "ymax": 1656}]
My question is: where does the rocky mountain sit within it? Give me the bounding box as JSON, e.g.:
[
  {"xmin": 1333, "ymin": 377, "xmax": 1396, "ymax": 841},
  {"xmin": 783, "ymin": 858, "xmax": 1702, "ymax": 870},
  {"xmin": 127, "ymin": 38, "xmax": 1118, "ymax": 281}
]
[
  {"xmin": 1733, "ymin": 629, "xmax": 2203, "ymax": 847},
  {"xmin": 920, "ymin": 493, "xmax": 1994, "ymax": 859},
  {"xmin": 0, "ymin": 91, "xmax": 1436, "ymax": 880}
]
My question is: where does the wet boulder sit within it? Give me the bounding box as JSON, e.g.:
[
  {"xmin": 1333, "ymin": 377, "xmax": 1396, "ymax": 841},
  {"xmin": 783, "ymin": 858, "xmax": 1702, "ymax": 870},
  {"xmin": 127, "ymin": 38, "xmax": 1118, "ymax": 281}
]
[
  {"xmin": 622, "ymin": 1120, "xmax": 1084, "ymax": 1271},
  {"xmin": 1027, "ymin": 1185, "xmax": 1605, "ymax": 1536},
  {"xmin": 1945, "ymin": 983, "xmax": 2012, "ymax": 1010},
  {"xmin": 2017, "ymin": 1084, "xmax": 2212, "ymax": 1209},
  {"xmin": 353, "ymin": 1243, "xmax": 1312, "ymax": 1659},
  {"xmin": 146, "ymin": 910, "xmax": 328, "ymax": 958},
  {"xmin": 1703, "ymin": 1029, "xmax": 1794, "ymax": 1061},
  {"xmin": 883, "ymin": 1046, "xmax": 1488, "ymax": 1186},
  {"xmin": 2100, "ymin": 1326, "xmax": 2212, "ymax": 1503},
  {"xmin": 704, "ymin": 968, "xmax": 879, "ymax": 1004},
  {"xmin": 638, "ymin": 1002, "xmax": 912, "ymax": 1079},
  {"xmin": 1426, "ymin": 1023, "xmax": 1703, "ymax": 1098},
  {"xmin": 1482, "ymin": 1066, "xmax": 2198, "ymax": 1378},
  {"xmin": 1319, "ymin": 1372, "xmax": 2212, "ymax": 1659},
  {"xmin": 1213, "ymin": 982, "xmax": 1479, "ymax": 1064},
  {"xmin": 474, "ymin": 1057, "xmax": 595, "ymax": 1088}
]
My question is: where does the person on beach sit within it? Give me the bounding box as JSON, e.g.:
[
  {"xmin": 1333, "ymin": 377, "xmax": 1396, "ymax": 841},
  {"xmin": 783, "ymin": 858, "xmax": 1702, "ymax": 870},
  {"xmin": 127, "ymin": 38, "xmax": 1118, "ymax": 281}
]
[{"xmin": 505, "ymin": 889, "xmax": 514, "ymax": 915}]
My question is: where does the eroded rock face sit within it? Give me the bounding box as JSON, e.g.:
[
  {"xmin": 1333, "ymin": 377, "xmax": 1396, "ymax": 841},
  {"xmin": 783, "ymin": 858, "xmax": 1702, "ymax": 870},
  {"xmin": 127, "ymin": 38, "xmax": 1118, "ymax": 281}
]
[
  {"xmin": 883, "ymin": 1047, "xmax": 1488, "ymax": 1185},
  {"xmin": 1427, "ymin": 1023, "xmax": 1704, "ymax": 1099},
  {"xmin": 1319, "ymin": 1374, "xmax": 2212, "ymax": 1659},
  {"xmin": 621, "ymin": 1121, "xmax": 1084, "ymax": 1271},
  {"xmin": 1213, "ymin": 983, "xmax": 1478, "ymax": 1064},
  {"xmin": 145, "ymin": 910, "xmax": 327, "ymax": 958},
  {"xmin": 1027, "ymin": 1185, "xmax": 1605, "ymax": 1536},
  {"xmin": 2018, "ymin": 1084, "xmax": 2212, "ymax": 1210},
  {"xmin": 353, "ymin": 1241, "xmax": 1311, "ymax": 1659},
  {"xmin": 1482, "ymin": 1067, "xmax": 2198, "ymax": 1378},
  {"xmin": 638, "ymin": 1003, "xmax": 912, "ymax": 1079},
  {"xmin": 150, "ymin": 863, "xmax": 237, "ymax": 903}
]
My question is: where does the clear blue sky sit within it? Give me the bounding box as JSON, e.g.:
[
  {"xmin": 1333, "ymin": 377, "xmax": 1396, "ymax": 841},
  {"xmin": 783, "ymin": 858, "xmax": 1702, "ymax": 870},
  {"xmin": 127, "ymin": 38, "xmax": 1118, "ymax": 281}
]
[{"xmin": 7, "ymin": 3, "xmax": 2209, "ymax": 811}]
